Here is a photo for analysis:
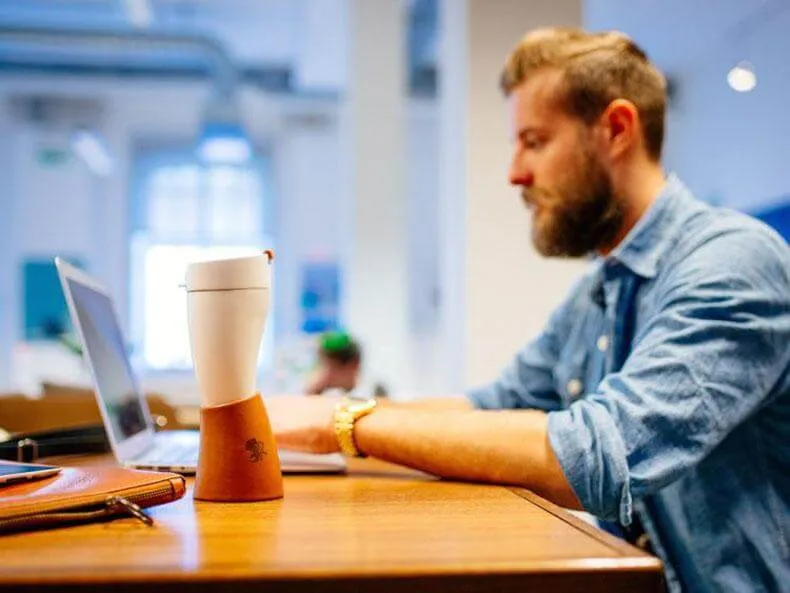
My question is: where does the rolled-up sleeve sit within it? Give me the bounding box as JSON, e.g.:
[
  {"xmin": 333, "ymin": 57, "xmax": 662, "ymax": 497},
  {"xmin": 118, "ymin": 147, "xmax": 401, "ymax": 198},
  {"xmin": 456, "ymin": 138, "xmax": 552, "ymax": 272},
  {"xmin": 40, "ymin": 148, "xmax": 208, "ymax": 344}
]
[
  {"xmin": 547, "ymin": 230, "xmax": 790, "ymax": 523},
  {"xmin": 548, "ymin": 401, "xmax": 634, "ymax": 524}
]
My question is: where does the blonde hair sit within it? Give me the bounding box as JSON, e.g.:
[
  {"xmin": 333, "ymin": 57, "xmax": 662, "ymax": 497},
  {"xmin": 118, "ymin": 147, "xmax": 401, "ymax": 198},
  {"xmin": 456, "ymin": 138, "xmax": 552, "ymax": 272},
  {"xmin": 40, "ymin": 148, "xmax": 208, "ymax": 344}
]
[{"xmin": 500, "ymin": 27, "xmax": 667, "ymax": 161}]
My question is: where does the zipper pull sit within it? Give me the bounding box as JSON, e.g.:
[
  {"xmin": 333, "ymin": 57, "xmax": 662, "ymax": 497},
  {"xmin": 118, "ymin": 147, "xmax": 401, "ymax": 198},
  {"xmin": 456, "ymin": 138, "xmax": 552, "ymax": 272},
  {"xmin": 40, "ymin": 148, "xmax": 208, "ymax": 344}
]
[{"xmin": 106, "ymin": 496, "xmax": 155, "ymax": 526}]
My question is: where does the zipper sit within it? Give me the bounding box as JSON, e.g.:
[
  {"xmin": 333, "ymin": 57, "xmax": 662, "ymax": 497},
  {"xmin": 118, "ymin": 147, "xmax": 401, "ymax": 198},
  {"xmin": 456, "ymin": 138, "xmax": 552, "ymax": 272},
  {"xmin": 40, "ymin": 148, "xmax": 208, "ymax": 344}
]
[
  {"xmin": 0, "ymin": 482, "xmax": 177, "ymax": 532},
  {"xmin": 106, "ymin": 496, "xmax": 154, "ymax": 526}
]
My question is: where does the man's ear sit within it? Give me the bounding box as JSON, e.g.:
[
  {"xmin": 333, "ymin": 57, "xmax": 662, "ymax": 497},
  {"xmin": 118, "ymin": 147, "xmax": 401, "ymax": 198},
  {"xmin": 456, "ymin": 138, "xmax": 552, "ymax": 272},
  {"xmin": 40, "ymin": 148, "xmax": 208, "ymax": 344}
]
[{"xmin": 600, "ymin": 99, "xmax": 639, "ymax": 160}]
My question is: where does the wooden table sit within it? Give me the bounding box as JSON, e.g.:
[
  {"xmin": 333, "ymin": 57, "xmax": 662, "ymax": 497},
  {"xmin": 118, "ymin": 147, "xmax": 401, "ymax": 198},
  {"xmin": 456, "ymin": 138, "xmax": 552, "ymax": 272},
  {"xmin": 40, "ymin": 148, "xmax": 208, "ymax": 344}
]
[{"xmin": 0, "ymin": 455, "xmax": 663, "ymax": 592}]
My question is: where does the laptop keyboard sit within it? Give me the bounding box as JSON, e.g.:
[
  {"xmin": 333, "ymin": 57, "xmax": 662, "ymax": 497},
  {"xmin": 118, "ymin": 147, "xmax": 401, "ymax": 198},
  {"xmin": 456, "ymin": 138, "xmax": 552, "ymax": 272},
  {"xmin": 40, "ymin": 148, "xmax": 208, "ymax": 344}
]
[{"xmin": 136, "ymin": 442, "xmax": 198, "ymax": 465}]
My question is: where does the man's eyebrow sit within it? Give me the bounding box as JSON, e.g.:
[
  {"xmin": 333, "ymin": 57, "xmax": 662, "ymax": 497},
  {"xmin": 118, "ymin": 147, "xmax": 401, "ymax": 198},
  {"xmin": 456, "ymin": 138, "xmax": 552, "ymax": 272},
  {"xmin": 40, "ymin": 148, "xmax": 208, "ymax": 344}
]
[
  {"xmin": 517, "ymin": 126, "xmax": 545, "ymax": 139},
  {"xmin": 514, "ymin": 127, "xmax": 548, "ymax": 144}
]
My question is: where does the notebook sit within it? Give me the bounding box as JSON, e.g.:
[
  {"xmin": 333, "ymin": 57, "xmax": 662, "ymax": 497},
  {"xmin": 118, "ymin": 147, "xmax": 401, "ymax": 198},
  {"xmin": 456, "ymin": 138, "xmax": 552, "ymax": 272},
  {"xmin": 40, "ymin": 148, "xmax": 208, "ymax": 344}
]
[
  {"xmin": 54, "ymin": 257, "xmax": 346, "ymax": 475},
  {"xmin": 0, "ymin": 464, "xmax": 186, "ymax": 534}
]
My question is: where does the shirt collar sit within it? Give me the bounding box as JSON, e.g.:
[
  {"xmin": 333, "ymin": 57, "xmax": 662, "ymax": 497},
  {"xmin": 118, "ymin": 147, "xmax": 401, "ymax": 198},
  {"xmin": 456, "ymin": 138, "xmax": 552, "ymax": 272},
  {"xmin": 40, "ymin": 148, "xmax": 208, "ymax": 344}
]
[{"xmin": 606, "ymin": 173, "xmax": 692, "ymax": 279}]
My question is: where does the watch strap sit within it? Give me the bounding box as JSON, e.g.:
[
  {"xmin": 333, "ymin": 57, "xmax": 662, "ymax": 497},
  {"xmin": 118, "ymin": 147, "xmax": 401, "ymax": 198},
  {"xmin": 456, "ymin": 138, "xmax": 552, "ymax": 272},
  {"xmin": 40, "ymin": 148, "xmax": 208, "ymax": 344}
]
[{"xmin": 333, "ymin": 397, "xmax": 377, "ymax": 458}]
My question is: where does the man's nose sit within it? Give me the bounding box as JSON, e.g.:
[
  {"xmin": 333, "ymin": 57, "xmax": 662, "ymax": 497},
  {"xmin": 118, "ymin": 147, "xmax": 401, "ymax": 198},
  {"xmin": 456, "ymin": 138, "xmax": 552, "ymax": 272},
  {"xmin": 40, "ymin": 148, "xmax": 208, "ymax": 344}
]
[{"xmin": 508, "ymin": 156, "xmax": 534, "ymax": 187}]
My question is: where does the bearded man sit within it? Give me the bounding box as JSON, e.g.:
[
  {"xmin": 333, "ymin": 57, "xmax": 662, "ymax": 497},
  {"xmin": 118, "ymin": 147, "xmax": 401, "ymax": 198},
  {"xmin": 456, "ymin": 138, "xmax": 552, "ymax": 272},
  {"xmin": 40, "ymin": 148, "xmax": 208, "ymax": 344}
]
[{"xmin": 268, "ymin": 28, "xmax": 790, "ymax": 593}]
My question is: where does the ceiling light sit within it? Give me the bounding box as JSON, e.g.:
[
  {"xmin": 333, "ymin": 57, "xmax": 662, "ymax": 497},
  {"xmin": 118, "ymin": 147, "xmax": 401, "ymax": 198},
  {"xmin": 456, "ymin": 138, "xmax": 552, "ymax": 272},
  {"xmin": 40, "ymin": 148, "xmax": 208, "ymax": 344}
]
[
  {"xmin": 197, "ymin": 122, "xmax": 252, "ymax": 164},
  {"xmin": 124, "ymin": 0, "xmax": 153, "ymax": 29},
  {"xmin": 196, "ymin": 96, "xmax": 253, "ymax": 165},
  {"xmin": 727, "ymin": 62, "xmax": 756, "ymax": 93}
]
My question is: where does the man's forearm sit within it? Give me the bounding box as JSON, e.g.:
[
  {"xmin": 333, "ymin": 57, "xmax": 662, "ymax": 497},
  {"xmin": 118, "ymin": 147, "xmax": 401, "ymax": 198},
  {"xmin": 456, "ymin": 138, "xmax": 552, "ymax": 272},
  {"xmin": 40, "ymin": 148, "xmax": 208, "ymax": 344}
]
[
  {"xmin": 383, "ymin": 395, "xmax": 474, "ymax": 410},
  {"xmin": 354, "ymin": 407, "xmax": 582, "ymax": 510}
]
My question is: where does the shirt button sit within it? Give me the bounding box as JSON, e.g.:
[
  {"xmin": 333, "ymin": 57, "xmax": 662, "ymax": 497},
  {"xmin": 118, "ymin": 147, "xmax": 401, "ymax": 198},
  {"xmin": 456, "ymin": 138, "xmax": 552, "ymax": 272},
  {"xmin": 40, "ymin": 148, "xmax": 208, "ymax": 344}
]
[
  {"xmin": 567, "ymin": 379, "xmax": 583, "ymax": 397},
  {"xmin": 597, "ymin": 335, "xmax": 609, "ymax": 352}
]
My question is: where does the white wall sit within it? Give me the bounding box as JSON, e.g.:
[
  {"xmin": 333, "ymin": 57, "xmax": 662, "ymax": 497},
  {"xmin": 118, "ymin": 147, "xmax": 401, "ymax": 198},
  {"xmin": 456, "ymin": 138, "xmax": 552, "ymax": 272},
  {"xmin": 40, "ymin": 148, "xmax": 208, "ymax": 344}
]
[
  {"xmin": 440, "ymin": 0, "xmax": 586, "ymax": 390},
  {"xmin": 0, "ymin": 74, "xmax": 442, "ymax": 397},
  {"xmin": 0, "ymin": 106, "xmax": 15, "ymax": 391},
  {"xmin": 407, "ymin": 100, "xmax": 440, "ymax": 336},
  {"xmin": 273, "ymin": 109, "xmax": 345, "ymax": 338},
  {"xmin": 1, "ymin": 94, "xmax": 107, "ymax": 392},
  {"xmin": 343, "ymin": 0, "xmax": 411, "ymax": 397},
  {"xmin": 406, "ymin": 100, "xmax": 443, "ymax": 393}
]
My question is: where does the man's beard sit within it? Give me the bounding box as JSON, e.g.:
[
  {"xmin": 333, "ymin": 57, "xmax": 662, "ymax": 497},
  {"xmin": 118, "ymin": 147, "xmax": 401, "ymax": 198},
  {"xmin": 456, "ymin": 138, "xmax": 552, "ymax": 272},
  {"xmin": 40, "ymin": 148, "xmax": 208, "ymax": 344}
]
[{"xmin": 522, "ymin": 149, "xmax": 624, "ymax": 258}]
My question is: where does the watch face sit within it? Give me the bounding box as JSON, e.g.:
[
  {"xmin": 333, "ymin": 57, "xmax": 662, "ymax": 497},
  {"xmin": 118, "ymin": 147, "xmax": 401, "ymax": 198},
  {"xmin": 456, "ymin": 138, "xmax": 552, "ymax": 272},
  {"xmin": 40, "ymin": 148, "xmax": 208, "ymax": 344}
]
[{"xmin": 346, "ymin": 397, "xmax": 377, "ymax": 415}]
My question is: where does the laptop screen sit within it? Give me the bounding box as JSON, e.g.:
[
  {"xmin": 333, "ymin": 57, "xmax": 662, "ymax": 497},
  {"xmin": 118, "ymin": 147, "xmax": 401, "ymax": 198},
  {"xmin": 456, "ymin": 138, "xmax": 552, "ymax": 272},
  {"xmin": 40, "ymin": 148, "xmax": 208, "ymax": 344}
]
[{"xmin": 65, "ymin": 277, "xmax": 148, "ymax": 443}]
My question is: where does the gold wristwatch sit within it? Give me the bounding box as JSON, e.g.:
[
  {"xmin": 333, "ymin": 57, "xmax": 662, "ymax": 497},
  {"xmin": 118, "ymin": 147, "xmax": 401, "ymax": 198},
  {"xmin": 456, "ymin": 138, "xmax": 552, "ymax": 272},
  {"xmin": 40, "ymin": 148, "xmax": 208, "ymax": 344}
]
[{"xmin": 333, "ymin": 396, "xmax": 378, "ymax": 458}]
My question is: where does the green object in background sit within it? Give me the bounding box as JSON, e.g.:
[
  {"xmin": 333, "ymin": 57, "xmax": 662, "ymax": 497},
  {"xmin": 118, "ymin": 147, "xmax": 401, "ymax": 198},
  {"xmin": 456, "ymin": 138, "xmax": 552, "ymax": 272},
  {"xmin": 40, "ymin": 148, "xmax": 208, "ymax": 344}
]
[
  {"xmin": 321, "ymin": 331, "xmax": 352, "ymax": 353},
  {"xmin": 22, "ymin": 258, "xmax": 82, "ymax": 341}
]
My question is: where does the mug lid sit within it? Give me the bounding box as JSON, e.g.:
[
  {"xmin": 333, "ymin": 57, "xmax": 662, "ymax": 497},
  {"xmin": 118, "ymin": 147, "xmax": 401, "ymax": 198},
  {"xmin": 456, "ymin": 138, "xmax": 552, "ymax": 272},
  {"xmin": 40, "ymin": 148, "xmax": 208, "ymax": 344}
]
[{"xmin": 185, "ymin": 252, "xmax": 273, "ymax": 292}]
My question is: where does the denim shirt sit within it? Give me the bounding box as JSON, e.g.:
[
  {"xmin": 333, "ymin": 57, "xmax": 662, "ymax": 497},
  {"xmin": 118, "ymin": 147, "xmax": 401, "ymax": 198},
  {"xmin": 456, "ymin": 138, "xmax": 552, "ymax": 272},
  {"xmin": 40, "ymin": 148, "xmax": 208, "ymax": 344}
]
[{"xmin": 468, "ymin": 175, "xmax": 790, "ymax": 593}]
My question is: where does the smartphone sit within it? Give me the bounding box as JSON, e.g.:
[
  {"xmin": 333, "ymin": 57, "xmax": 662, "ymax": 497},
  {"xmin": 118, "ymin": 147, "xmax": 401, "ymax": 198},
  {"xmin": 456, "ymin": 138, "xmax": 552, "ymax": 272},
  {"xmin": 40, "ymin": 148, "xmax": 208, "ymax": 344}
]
[{"xmin": 0, "ymin": 460, "xmax": 62, "ymax": 486}]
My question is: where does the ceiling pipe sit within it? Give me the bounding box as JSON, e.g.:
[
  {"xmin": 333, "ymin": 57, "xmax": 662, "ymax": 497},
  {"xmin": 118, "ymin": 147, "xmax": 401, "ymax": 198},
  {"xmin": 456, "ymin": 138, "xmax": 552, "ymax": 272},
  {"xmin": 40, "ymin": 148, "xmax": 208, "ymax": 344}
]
[
  {"xmin": 0, "ymin": 26, "xmax": 237, "ymax": 101},
  {"xmin": 0, "ymin": 26, "xmax": 253, "ymax": 165}
]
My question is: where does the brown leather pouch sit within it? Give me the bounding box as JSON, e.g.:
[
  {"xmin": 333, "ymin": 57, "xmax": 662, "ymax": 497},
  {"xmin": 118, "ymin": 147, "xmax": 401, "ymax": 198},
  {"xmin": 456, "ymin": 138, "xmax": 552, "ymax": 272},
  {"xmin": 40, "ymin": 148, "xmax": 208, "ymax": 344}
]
[{"xmin": 0, "ymin": 465, "xmax": 186, "ymax": 534}]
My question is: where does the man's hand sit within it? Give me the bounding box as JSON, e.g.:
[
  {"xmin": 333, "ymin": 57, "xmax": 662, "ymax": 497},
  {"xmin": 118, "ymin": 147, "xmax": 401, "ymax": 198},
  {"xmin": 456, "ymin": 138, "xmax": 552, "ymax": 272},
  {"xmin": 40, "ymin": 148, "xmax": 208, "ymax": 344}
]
[{"xmin": 266, "ymin": 395, "xmax": 341, "ymax": 454}]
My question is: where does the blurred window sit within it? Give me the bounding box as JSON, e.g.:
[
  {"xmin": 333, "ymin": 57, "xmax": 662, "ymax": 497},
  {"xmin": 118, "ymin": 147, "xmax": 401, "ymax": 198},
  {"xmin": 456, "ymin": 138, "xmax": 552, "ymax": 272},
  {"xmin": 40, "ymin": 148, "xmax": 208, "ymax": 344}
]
[{"xmin": 130, "ymin": 152, "xmax": 274, "ymax": 371}]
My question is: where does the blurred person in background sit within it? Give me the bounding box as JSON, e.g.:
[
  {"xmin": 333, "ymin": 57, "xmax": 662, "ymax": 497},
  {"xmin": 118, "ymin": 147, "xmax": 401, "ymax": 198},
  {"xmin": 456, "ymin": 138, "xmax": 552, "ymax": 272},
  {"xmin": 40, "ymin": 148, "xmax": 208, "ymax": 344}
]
[
  {"xmin": 304, "ymin": 332, "xmax": 362, "ymax": 395},
  {"xmin": 304, "ymin": 331, "xmax": 389, "ymax": 398}
]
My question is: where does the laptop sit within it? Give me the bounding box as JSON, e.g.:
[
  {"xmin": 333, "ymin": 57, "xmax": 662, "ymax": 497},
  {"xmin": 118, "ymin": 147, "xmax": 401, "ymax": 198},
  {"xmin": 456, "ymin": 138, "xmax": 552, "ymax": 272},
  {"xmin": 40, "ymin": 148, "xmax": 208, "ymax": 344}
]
[{"xmin": 54, "ymin": 257, "xmax": 347, "ymax": 475}]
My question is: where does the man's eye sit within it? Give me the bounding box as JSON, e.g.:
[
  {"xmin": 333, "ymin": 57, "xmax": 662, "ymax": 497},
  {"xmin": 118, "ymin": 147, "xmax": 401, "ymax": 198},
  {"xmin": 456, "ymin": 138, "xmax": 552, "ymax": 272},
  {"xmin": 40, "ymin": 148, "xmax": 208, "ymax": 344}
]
[{"xmin": 525, "ymin": 138, "xmax": 544, "ymax": 150}]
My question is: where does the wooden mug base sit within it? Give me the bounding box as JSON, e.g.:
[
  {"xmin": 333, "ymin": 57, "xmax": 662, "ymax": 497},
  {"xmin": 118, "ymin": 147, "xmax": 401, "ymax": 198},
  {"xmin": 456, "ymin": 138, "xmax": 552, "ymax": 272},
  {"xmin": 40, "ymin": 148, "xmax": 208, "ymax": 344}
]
[{"xmin": 194, "ymin": 394, "xmax": 284, "ymax": 502}]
